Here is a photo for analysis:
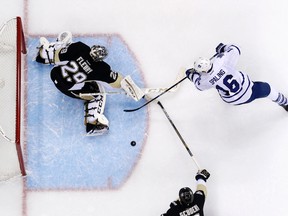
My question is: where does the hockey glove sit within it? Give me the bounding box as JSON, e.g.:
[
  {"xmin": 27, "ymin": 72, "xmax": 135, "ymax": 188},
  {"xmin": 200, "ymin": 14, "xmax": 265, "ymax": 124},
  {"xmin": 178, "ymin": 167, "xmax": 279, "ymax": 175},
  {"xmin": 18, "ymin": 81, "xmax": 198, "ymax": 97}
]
[
  {"xmin": 186, "ymin": 68, "xmax": 200, "ymax": 84},
  {"xmin": 185, "ymin": 68, "xmax": 194, "ymax": 76},
  {"xmin": 215, "ymin": 43, "xmax": 226, "ymax": 54},
  {"xmin": 185, "ymin": 68, "xmax": 196, "ymax": 79},
  {"xmin": 195, "ymin": 169, "xmax": 210, "ymax": 182}
]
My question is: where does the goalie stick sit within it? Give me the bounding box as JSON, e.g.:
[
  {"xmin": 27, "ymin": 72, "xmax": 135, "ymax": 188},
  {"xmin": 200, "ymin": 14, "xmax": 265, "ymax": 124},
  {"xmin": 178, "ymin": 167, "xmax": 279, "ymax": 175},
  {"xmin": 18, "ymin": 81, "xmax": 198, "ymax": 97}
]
[
  {"xmin": 79, "ymin": 85, "xmax": 180, "ymax": 98},
  {"xmin": 157, "ymin": 101, "xmax": 201, "ymax": 170},
  {"xmin": 123, "ymin": 76, "xmax": 187, "ymax": 112},
  {"xmin": 79, "ymin": 69, "xmax": 185, "ymax": 100},
  {"xmin": 123, "ymin": 55, "xmax": 218, "ymax": 112}
]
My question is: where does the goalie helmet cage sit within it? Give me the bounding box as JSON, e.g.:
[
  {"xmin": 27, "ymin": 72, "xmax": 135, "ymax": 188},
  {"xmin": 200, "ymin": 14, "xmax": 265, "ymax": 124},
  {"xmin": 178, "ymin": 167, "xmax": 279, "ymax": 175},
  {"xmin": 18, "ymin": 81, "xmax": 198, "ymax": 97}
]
[{"xmin": 0, "ymin": 16, "xmax": 27, "ymax": 181}]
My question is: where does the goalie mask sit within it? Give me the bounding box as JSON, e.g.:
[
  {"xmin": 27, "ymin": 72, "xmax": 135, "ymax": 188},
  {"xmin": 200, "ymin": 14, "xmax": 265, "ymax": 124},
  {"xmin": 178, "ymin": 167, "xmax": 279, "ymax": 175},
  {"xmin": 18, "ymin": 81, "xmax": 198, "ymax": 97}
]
[
  {"xmin": 179, "ymin": 187, "xmax": 194, "ymax": 207},
  {"xmin": 90, "ymin": 45, "xmax": 108, "ymax": 62},
  {"xmin": 194, "ymin": 57, "xmax": 212, "ymax": 73}
]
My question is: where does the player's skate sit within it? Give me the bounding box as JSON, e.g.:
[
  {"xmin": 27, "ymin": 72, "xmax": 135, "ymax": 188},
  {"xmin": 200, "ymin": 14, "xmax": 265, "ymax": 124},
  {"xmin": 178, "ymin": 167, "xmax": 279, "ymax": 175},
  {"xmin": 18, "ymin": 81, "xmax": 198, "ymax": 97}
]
[
  {"xmin": 86, "ymin": 117, "xmax": 109, "ymax": 136},
  {"xmin": 275, "ymin": 93, "xmax": 288, "ymax": 112},
  {"xmin": 281, "ymin": 104, "xmax": 288, "ymax": 112}
]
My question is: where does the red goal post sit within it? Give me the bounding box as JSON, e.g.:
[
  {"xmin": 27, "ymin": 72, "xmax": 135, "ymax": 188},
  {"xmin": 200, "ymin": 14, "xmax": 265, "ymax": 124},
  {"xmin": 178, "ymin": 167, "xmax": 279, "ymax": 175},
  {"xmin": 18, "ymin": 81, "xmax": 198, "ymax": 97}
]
[{"xmin": 0, "ymin": 17, "xmax": 27, "ymax": 181}]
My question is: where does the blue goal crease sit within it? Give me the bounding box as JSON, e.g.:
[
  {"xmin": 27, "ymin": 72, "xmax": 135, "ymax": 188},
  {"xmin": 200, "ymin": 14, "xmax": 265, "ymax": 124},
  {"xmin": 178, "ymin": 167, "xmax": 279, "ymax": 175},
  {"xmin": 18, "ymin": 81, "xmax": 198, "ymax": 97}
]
[{"xmin": 25, "ymin": 35, "xmax": 148, "ymax": 190}]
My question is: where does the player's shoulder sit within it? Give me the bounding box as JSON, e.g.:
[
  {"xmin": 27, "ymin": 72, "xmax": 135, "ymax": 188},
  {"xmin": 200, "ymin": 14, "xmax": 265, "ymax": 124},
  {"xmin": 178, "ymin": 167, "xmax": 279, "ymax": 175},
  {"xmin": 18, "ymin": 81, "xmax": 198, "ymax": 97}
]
[
  {"xmin": 195, "ymin": 190, "xmax": 205, "ymax": 197},
  {"xmin": 59, "ymin": 41, "xmax": 91, "ymax": 59},
  {"xmin": 92, "ymin": 60, "xmax": 111, "ymax": 68},
  {"xmin": 71, "ymin": 41, "xmax": 86, "ymax": 46},
  {"xmin": 170, "ymin": 200, "xmax": 181, "ymax": 208},
  {"xmin": 69, "ymin": 41, "xmax": 90, "ymax": 49}
]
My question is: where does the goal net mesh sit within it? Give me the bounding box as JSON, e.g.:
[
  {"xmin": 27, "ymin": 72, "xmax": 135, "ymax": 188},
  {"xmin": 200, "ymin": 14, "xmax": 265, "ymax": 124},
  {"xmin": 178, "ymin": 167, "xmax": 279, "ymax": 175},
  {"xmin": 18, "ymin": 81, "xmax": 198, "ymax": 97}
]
[{"xmin": 0, "ymin": 17, "xmax": 26, "ymax": 181}]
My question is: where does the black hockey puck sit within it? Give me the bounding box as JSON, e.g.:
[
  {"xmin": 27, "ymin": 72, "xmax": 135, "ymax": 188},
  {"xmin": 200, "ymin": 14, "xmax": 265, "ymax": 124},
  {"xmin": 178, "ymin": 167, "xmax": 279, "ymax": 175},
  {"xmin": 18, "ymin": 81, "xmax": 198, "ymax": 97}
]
[{"xmin": 130, "ymin": 141, "xmax": 136, "ymax": 146}]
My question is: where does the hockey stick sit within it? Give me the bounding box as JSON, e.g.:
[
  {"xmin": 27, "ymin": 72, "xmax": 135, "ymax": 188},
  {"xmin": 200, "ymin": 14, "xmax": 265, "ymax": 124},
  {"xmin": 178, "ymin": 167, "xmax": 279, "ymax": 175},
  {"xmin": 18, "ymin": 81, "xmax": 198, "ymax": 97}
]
[
  {"xmin": 80, "ymin": 69, "xmax": 185, "ymax": 99},
  {"xmin": 79, "ymin": 85, "xmax": 181, "ymax": 98},
  {"xmin": 123, "ymin": 76, "xmax": 187, "ymax": 112},
  {"xmin": 157, "ymin": 101, "xmax": 201, "ymax": 170},
  {"xmin": 123, "ymin": 54, "xmax": 218, "ymax": 112}
]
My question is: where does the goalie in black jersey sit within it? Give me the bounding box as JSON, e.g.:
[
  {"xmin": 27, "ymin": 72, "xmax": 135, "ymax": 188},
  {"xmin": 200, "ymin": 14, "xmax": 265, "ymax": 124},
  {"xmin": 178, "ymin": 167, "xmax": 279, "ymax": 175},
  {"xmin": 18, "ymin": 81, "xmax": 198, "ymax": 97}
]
[
  {"xmin": 35, "ymin": 31, "xmax": 145, "ymax": 136},
  {"xmin": 161, "ymin": 169, "xmax": 210, "ymax": 216}
]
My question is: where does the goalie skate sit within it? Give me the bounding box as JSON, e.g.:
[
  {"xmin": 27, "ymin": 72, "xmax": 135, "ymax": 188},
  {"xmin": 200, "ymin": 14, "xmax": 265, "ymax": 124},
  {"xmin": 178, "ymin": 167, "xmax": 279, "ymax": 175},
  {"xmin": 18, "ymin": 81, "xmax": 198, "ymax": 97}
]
[
  {"xmin": 85, "ymin": 112, "xmax": 109, "ymax": 136},
  {"xmin": 86, "ymin": 122, "xmax": 109, "ymax": 136},
  {"xmin": 281, "ymin": 104, "xmax": 288, "ymax": 112}
]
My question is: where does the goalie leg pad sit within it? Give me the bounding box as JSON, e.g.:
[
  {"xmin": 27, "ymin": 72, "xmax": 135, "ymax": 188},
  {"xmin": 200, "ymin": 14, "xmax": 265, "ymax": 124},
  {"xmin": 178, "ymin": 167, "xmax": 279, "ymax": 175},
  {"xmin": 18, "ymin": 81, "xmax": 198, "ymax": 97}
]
[
  {"xmin": 35, "ymin": 37, "xmax": 57, "ymax": 65},
  {"xmin": 84, "ymin": 96, "xmax": 109, "ymax": 136},
  {"xmin": 84, "ymin": 95, "xmax": 107, "ymax": 121},
  {"xmin": 35, "ymin": 34, "xmax": 73, "ymax": 65},
  {"xmin": 86, "ymin": 120, "xmax": 109, "ymax": 136}
]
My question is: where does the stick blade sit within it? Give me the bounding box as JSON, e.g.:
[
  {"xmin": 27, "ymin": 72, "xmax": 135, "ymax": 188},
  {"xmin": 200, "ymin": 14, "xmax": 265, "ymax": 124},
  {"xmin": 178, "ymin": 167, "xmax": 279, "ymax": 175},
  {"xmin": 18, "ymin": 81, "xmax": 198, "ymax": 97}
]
[
  {"xmin": 123, "ymin": 104, "xmax": 145, "ymax": 112},
  {"xmin": 123, "ymin": 109, "xmax": 137, "ymax": 112}
]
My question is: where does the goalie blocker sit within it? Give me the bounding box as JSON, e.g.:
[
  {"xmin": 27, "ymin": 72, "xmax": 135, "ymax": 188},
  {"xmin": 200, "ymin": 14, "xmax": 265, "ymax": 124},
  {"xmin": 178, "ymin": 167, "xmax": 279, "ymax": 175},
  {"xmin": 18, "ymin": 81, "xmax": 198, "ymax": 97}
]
[
  {"xmin": 120, "ymin": 75, "xmax": 145, "ymax": 101},
  {"xmin": 79, "ymin": 76, "xmax": 145, "ymax": 102}
]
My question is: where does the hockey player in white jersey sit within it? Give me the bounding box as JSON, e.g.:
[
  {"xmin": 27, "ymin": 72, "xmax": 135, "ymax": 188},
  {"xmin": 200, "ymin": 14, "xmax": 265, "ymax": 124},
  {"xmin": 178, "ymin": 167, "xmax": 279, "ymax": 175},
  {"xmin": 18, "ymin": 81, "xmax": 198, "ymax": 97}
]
[{"xmin": 186, "ymin": 43, "xmax": 288, "ymax": 111}]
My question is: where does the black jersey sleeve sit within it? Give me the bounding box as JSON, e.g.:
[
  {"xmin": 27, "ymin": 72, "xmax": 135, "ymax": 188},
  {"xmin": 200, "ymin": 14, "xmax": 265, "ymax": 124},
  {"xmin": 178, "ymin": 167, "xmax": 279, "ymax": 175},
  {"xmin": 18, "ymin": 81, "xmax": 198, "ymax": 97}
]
[
  {"xmin": 89, "ymin": 61, "xmax": 120, "ymax": 84},
  {"xmin": 58, "ymin": 42, "xmax": 91, "ymax": 62},
  {"xmin": 161, "ymin": 200, "xmax": 184, "ymax": 216},
  {"xmin": 194, "ymin": 190, "xmax": 205, "ymax": 209}
]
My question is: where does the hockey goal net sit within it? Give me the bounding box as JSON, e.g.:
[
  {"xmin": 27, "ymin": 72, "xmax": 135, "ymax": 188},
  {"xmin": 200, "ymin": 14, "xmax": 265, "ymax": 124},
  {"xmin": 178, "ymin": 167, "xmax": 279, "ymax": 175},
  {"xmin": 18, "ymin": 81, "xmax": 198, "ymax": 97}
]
[{"xmin": 0, "ymin": 17, "xmax": 26, "ymax": 181}]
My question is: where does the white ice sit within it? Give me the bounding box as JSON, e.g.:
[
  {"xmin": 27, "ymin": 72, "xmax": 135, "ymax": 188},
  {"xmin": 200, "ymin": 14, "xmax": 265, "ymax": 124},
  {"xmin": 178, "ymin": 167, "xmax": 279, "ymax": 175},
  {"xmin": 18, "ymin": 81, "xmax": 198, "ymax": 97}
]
[{"xmin": 1, "ymin": 0, "xmax": 288, "ymax": 216}]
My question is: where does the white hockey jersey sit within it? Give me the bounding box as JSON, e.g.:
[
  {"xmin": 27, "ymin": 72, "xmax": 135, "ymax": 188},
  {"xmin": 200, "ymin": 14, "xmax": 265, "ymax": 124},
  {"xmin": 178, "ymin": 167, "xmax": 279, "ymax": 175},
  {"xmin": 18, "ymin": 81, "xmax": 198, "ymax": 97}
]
[{"xmin": 190, "ymin": 45, "xmax": 253, "ymax": 105}]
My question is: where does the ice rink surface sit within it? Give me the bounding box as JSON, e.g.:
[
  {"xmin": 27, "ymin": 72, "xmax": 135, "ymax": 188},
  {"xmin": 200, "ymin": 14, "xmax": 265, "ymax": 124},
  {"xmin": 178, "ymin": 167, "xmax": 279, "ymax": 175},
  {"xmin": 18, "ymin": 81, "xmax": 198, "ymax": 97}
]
[
  {"xmin": 1, "ymin": 0, "xmax": 288, "ymax": 216},
  {"xmin": 26, "ymin": 35, "xmax": 148, "ymax": 190}
]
